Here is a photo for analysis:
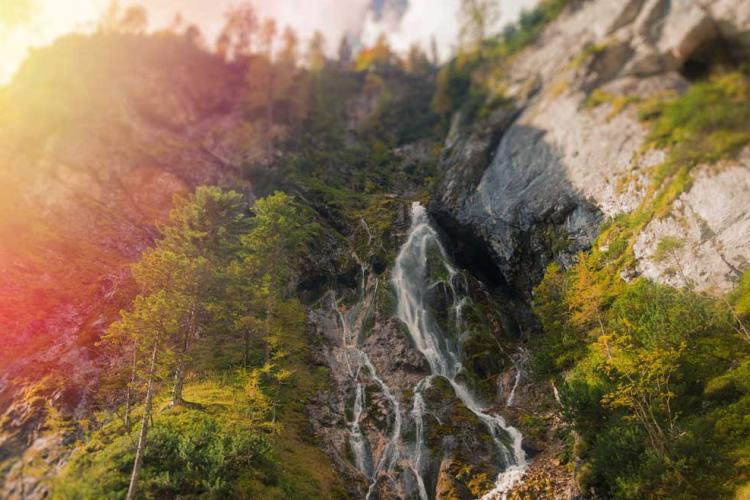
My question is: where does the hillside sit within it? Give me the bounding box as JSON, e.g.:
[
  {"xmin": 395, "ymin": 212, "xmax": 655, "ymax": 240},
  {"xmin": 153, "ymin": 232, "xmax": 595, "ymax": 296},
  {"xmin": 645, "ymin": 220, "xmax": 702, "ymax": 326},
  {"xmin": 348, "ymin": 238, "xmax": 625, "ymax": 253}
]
[{"xmin": 1, "ymin": 1, "xmax": 750, "ymax": 499}]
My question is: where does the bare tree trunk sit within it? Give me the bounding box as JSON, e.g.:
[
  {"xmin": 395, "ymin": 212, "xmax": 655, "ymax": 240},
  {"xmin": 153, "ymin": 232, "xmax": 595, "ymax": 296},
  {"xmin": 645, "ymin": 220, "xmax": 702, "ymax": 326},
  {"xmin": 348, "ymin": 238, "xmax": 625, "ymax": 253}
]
[
  {"xmin": 172, "ymin": 360, "xmax": 185, "ymax": 407},
  {"xmin": 266, "ymin": 69, "xmax": 275, "ymax": 158},
  {"xmin": 244, "ymin": 328, "xmax": 251, "ymax": 367},
  {"xmin": 126, "ymin": 338, "xmax": 159, "ymax": 500},
  {"xmin": 124, "ymin": 347, "xmax": 138, "ymax": 433},
  {"xmin": 171, "ymin": 304, "xmax": 195, "ymax": 407}
]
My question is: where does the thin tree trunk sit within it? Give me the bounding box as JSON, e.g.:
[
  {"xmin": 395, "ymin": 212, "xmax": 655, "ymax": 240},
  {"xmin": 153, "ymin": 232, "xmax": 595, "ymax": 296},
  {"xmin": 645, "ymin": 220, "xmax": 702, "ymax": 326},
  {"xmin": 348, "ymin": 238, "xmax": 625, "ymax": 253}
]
[
  {"xmin": 266, "ymin": 69, "xmax": 275, "ymax": 158},
  {"xmin": 124, "ymin": 347, "xmax": 138, "ymax": 433},
  {"xmin": 244, "ymin": 328, "xmax": 251, "ymax": 367},
  {"xmin": 172, "ymin": 304, "xmax": 195, "ymax": 406},
  {"xmin": 172, "ymin": 360, "xmax": 186, "ymax": 406},
  {"xmin": 263, "ymin": 336, "xmax": 271, "ymax": 364},
  {"xmin": 126, "ymin": 338, "xmax": 159, "ymax": 500}
]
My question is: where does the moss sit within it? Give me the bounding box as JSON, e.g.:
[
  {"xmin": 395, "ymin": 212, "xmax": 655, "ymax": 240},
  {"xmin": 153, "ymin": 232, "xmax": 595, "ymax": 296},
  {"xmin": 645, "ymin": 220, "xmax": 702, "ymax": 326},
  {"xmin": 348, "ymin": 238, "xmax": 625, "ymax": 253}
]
[
  {"xmin": 520, "ymin": 414, "xmax": 551, "ymax": 444},
  {"xmin": 586, "ymin": 89, "xmax": 639, "ymax": 121},
  {"xmin": 543, "ymin": 223, "xmax": 573, "ymax": 254},
  {"xmin": 375, "ymin": 280, "xmax": 398, "ymax": 319},
  {"xmin": 573, "ymin": 72, "xmax": 750, "ymax": 284},
  {"xmin": 569, "ymin": 42, "xmax": 609, "ymax": 70},
  {"xmin": 642, "ymin": 72, "xmax": 750, "ymax": 164},
  {"xmin": 731, "ymin": 270, "xmax": 750, "ymax": 317}
]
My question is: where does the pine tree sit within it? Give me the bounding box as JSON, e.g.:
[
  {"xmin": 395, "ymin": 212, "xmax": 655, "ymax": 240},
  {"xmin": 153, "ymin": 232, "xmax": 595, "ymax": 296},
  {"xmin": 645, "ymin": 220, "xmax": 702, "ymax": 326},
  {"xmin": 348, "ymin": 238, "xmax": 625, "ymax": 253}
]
[
  {"xmin": 338, "ymin": 35, "xmax": 352, "ymax": 67},
  {"xmin": 306, "ymin": 31, "xmax": 327, "ymax": 71},
  {"xmin": 105, "ymin": 291, "xmax": 182, "ymax": 500},
  {"xmin": 458, "ymin": 0, "xmax": 500, "ymax": 53},
  {"xmin": 218, "ymin": 3, "xmax": 258, "ymax": 59}
]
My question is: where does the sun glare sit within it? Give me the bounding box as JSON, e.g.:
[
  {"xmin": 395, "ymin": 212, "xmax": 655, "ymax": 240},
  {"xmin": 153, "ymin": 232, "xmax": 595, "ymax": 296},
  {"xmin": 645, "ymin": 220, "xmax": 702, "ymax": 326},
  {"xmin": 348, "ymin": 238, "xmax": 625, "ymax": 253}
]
[{"xmin": 0, "ymin": 0, "xmax": 106, "ymax": 84}]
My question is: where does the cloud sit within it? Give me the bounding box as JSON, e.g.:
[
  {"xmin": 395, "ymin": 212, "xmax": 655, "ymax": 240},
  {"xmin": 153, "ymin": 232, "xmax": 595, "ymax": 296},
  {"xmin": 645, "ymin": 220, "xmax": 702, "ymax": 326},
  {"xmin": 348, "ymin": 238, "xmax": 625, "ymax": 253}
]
[
  {"xmin": 0, "ymin": 0, "xmax": 539, "ymax": 83},
  {"xmin": 361, "ymin": 0, "xmax": 539, "ymax": 60}
]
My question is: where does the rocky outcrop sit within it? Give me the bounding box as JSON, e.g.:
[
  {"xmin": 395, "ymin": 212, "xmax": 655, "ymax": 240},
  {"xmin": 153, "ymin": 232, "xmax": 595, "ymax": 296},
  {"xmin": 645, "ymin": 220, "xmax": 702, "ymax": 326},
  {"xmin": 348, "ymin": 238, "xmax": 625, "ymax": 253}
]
[
  {"xmin": 633, "ymin": 152, "xmax": 750, "ymax": 292},
  {"xmin": 434, "ymin": 0, "xmax": 750, "ymax": 295}
]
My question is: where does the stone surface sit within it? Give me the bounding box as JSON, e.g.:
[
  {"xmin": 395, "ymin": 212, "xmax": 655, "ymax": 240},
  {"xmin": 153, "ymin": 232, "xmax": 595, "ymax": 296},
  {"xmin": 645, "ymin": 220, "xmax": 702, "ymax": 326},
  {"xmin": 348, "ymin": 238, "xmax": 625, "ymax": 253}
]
[
  {"xmin": 434, "ymin": 0, "xmax": 750, "ymax": 295},
  {"xmin": 634, "ymin": 152, "xmax": 750, "ymax": 293}
]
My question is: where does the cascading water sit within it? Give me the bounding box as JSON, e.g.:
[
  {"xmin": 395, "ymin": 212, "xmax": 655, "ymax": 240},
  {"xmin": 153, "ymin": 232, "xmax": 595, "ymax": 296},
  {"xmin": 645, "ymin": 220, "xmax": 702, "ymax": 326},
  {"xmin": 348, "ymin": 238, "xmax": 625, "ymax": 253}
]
[
  {"xmin": 350, "ymin": 382, "xmax": 374, "ymax": 478},
  {"xmin": 392, "ymin": 202, "xmax": 528, "ymax": 499},
  {"xmin": 331, "ymin": 230, "xmax": 403, "ymax": 499},
  {"xmin": 331, "ymin": 208, "xmax": 526, "ymax": 499},
  {"xmin": 410, "ymin": 377, "xmax": 431, "ymax": 500},
  {"xmin": 505, "ymin": 349, "xmax": 527, "ymax": 407}
]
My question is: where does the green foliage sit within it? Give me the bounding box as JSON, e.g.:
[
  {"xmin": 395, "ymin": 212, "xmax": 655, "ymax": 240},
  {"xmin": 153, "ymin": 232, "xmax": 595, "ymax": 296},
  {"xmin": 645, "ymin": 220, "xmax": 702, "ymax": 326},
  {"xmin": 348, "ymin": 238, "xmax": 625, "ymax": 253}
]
[
  {"xmin": 530, "ymin": 263, "xmax": 588, "ymax": 376},
  {"xmin": 489, "ymin": 0, "xmax": 570, "ymax": 56},
  {"xmin": 432, "ymin": 0, "xmax": 569, "ymax": 124},
  {"xmin": 532, "ymin": 261, "xmax": 750, "ymax": 498},
  {"xmin": 160, "ymin": 186, "xmax": 250, "ymax": 260},
  {"xmin": 586, "ymin": 89, "xmax": 639, "ymax": 120},
  {"xmin": 359, "ymin": 72, "xmax": 438, "ymax": 146},
  {"xmin": 643, "ymin": 72, "xmax": 750, "ymax": 166},
  {"xmin": 432, "ymin": 54, "xmax": 483, "ymax": 119},
  {"xmin": 240, "ymin": 191, "xmax": 323, "ymax": 293},
  {"xmin": 732, "ymin": 270, "xmax": 750, "ymax": 317},
  {"xmin": 65, "ymin": 185, "xmax": 346, "ymax": 498},
  {"xmin": 54, "ymin": 373, "xmax": 277, "ymax": 499},
  {"xmin": 144, "ymin": 414, "xmax": 273, "ymax": 497}
]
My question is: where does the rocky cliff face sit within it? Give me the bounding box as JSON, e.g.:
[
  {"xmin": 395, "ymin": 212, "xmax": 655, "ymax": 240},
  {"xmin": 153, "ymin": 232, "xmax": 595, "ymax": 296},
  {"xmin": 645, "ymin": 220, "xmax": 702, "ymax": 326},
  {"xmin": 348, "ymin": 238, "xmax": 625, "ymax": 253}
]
[{"xmin": 434, "ymin": 0, "xmax": 750, "ymax": 296}]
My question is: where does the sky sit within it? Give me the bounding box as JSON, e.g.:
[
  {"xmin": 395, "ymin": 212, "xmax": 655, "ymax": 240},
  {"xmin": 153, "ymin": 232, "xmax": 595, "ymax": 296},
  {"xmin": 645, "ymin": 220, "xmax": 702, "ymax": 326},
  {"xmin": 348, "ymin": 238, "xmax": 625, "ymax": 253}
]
[{"xmin": 0, "ymin": 0, "xmax": 537, "ymax": 84}]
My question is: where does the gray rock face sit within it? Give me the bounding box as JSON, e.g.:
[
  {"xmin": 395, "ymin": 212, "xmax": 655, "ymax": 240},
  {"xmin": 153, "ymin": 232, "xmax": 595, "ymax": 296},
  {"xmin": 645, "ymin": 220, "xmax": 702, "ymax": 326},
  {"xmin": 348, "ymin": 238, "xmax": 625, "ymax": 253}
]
[
  {"xmin": 634, "ymin": 153, "xmax": 750, "ymax": 293},
  {"xmin": 434, "ymin": 0, "xmax": 750, "ymax": 295}
]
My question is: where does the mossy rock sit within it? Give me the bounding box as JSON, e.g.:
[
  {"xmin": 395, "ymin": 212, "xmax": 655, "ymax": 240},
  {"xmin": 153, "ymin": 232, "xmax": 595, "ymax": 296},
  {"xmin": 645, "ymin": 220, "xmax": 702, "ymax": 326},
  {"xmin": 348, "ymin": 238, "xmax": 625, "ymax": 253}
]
[
  {"xmin": 434, "ymin": 458, "xmax": 497, "ymax": 500},
  {"xmin": 420, "ymin": 377, "xmax": 503, "ymax": 474}
]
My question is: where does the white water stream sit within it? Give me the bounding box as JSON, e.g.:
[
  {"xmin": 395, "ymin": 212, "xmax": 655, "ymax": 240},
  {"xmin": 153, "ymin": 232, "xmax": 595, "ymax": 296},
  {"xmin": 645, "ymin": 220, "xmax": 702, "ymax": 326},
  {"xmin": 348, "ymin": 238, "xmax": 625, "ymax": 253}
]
[
  {"xmin": 334, "ymin": 205, "xmax": 527, "ymax": 499},
  {"xmin": 392, "ymin": 203, "xmax": 527, "ymax": 500}
]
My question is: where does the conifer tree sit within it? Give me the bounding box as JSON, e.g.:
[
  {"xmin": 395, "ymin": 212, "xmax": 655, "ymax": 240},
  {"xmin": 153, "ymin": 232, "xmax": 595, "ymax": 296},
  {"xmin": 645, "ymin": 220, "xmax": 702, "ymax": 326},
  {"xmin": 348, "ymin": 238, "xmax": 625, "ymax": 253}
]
[
  {"xmin": 458, "ymin": 0, "xmax": 500, "ymax": 53},
  {"xmin": 306, "ymin": 31, "xmax": 327, "ymax": 71}
]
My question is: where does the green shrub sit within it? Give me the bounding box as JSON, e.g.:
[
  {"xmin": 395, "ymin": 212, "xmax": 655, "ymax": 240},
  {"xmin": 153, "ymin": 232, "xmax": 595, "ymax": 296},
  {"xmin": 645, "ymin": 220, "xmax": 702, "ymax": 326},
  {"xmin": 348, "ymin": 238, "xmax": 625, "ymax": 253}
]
[
  {"xmin": 143, "ymin": 414, "xmax": 274, "ymax": 497},
  {"xmin": 532, "ymin": 261, "xmax": 750, "ymax": 497},
  {"xmin": 643, "ymin": 72, "xmax": 750, "ymax": 165}
]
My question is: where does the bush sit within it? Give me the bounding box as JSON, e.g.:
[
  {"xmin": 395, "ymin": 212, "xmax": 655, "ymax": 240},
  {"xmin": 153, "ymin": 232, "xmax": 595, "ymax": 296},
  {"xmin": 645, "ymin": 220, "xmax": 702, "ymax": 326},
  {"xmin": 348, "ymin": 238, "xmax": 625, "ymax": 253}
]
[
  {"xmin": 143, "ymin": 413, "xmax": 274, "ymax": 497},
  {"xmin": 643, "ymin": 72, "xmax": 750, "ymax": 165},
  {"xmin": 532, "ymin": 260, "xmax": 750, "ymax": 497}
]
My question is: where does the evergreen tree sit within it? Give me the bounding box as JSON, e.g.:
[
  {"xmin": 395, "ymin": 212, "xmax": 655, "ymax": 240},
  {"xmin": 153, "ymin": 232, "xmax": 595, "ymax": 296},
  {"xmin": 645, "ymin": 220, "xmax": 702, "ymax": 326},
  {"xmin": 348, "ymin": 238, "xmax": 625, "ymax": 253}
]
[
  {"xmin": 259, "ymin": 18, "xmax": 277, "ymax": 58},
  {"xmin": 105, "ymin": 291, "xmax": 183, "ymax": 500},
  {"xmin": 279, "ymin": 26, "xmax": 299, "ymax": 68},
  {"xmin": 306, "ymin": 31, "xmax": 327, "ymax": 71},
  {"xmin": 338, "ymin": 34, "xmax": 352, "ymax": 67},
  {"xmin": 218, "ymin": 3, "xmax": 258, "ymax": 59},
  {"xmin": 458, "ymin": 0, "xmax": 500, "ymax": 53}
]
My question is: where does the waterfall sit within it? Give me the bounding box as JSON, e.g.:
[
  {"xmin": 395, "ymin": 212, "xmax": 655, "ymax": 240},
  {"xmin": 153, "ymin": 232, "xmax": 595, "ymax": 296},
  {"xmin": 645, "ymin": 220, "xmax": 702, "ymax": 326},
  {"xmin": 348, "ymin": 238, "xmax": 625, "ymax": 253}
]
[
  {"xmin": 410, "ymin": 377, "xmax": 431, "ymax": 500},
  {"xmin": 350, "ymin": 382, "xmax": 374, "ymax": 478},
  {"xmin": 506, "ymin": 349, "xmax": 527, "ymax": 407},
  {"xmin": 392, "ymin": 202, "xmax": 528, "ymax": 499},
  {"xmin": 331, "ymin": 264, "xmax": 402, "ymax": 499}
]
